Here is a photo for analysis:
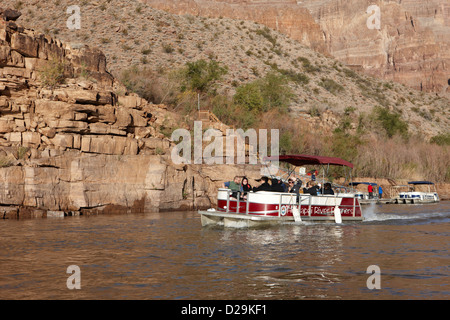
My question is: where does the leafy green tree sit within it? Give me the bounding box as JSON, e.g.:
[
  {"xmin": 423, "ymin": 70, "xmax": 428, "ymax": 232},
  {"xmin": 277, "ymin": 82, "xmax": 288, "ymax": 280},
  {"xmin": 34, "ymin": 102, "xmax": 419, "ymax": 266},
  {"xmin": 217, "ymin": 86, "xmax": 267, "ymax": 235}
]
[
  {"xmin": 259, "ymin": 71, "xmax": 294, "ymax": 112},
  {"xmin": 182, "ymin": 59, "xmax": 228, "ymax": 93},
  {"xmin": 373, "ymin": 106, "xmax": 408, "ymax": 138},
  {"xmin": 233, "ymin": 81, "xmax": 264, "ymax": 113},
  {"xmin": 233, "ymin": 71, "xmax": 293, "ymax": 114}
]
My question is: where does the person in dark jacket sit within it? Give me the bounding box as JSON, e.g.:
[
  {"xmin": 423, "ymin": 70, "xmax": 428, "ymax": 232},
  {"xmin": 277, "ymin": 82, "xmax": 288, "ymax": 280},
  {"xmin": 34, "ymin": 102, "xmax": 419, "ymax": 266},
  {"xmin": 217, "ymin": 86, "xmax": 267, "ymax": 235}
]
[
  {"xmin": 253, "ymin": 176, "xmax": 272, "ymax": 192},
  {"xmin": 287, "ymin": 179, "xmax": 296, "ymax": 193},
  {"xmin": 271, "ymin": 178, "xmax": 285, "ymax": 192},
  {"xmin": 303, "ymin": 181, "xmax": 318, "ymax": 196},
  {"xmin": 287, "ymin": 178, "xmax": 299, "ymax": 192},
  {"xmin": 294, "ymin": 178, "xmax": 302, "ymax": 193},
  {"xmin": 241, "ymin": 177, "xmax": 252, "ymax": 199},
  {"xmin": 241, "ymin": 177, "xmax": 252, "ymax": 193},
  {"xmin": 323, "ymin": 183, "xmax": 334, "ymax": 195}
]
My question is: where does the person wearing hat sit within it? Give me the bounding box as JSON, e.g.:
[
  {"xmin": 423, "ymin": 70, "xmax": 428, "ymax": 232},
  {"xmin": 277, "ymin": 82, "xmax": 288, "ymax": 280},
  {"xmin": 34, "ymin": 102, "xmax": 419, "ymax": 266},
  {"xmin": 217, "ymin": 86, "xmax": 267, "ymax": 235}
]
[{"xmin": 253, "ymin": 176, "xmax": 272, "ymax": 192}]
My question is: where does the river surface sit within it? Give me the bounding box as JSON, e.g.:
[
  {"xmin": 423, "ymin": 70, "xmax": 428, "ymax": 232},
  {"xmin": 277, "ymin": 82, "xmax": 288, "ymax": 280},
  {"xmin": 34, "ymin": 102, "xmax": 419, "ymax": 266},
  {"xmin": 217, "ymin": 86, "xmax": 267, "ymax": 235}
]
[{"xmin": 0, "ymin": 202, "xmax": 449, "ymax": 300}]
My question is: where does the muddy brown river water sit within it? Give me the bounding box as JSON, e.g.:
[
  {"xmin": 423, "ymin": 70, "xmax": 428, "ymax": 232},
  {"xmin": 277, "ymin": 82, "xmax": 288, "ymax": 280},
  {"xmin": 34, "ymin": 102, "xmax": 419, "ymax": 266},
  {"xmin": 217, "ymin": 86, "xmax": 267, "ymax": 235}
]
[{"xmin": 0, "ymin": 202, "xmax": 449, "ymax": 300}]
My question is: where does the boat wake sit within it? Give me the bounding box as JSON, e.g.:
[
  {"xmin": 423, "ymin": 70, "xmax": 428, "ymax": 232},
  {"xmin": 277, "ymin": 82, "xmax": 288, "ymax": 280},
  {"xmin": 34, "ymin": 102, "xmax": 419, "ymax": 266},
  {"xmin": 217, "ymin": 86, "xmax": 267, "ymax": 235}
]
[{"xmin": 362, "ymin": 203, "xmax": 450, "ymax": 224}]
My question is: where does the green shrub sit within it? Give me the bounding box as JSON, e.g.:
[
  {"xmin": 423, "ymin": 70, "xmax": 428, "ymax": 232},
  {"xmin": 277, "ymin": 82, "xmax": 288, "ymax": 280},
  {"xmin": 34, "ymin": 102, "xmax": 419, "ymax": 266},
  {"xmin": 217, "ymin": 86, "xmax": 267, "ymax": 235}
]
[
  {"xmin": 182, "ymin": 59, "xmax": 228, "ymax": 93},
  {"xmin": 298, "ymin": 57, "xmax": 320, "ymax": 73},
  {"xmin": 357, "ymin": 81, "xmax": 390, "ymax": 107},
  {"xmin": 233, "ymin": 71, "xmax": 293, "ymax": 114},
  {"xmin": 277, "ymin": 68, "xmax": 309, "ymax": 85},
  {"xmin": 373, "ymin": 106, "xmax": 408, "ymax": 138},
  {"xmin": 162, "ymin": 43, "xmax": 174, "ymax": 53},
  {"xmin": 318, "ymin": 78, "xmax": 344, "ymax": 95},
  {"xmin": 233, "ymin": 81, "xmax": 264, "ymax": 113},
  {"xmin": 430, "ymin": 133, "xmax": 450, "ymax": 146},
  {"xmin": 255, "ymin": 26, "xmax": 277, "ymax": 46},
  {"xmin": 308, "ymin": 105, "xmax": 321, "ymax": 117},
  {"xmin": 0, "ymin": 156, "xmax": 13, "ymax": 168},
  {"xmin": 40, "ymin": 57, "xmax": 66, "ymax": 88},
  {"xmin": 258, "ymin": 72, "xmax": 294, "ymax": 112},
  {"xmin": 18, "ymin": 146, "xmax": 29, "ymax": 159},
  {"xmin": 279, "ymin": 131, "xmax": 293, "ymax": 155},
  {"xmin": 212, "ymin": 96, "xmax": 256, "ymax": 129},
  {"xmin": 342, "ymin": 68, "xmax": 359, "ymax": 79}
]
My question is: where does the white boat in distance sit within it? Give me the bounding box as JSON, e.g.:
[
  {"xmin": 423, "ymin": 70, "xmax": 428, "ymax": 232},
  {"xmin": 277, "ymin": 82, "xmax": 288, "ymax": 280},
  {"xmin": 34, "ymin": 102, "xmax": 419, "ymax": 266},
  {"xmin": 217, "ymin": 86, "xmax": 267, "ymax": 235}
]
[
  {"xmin": 198, "ymin": 154, "xmax": 364, "ymax": 227},
  {"xmin": 349, "ymin": 182, "xmax": 381, "ymax": 204},
  {"xmin": 396, "ymin": 181, "xmax": 440, "ymax": 204}
]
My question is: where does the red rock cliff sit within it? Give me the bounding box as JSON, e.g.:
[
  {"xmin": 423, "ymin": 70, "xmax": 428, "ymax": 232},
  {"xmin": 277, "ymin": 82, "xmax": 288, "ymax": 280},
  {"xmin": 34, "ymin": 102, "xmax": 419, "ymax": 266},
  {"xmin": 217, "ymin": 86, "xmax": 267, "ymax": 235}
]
[{"xmin": 144, "ymin": 0, "xmax": 450, "ymax": 96}]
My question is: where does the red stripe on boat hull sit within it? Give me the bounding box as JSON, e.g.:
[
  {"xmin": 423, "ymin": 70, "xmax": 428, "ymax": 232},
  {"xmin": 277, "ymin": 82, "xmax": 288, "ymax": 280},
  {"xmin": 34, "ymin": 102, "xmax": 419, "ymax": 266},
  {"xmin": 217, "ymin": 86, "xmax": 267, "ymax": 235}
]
[{"xmin": 217, "ymin": 198, "xmax": 362, "ymax": 218}]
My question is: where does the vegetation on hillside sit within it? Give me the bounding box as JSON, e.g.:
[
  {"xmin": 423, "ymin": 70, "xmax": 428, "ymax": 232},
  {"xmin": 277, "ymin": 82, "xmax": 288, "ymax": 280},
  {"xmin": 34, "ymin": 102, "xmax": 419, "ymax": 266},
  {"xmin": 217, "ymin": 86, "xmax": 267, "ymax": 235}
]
[
  {"xmin": 39, "ymin": 57, "xmax": 67, "ymax": 88},
  {"xmin": 119, "ymin": 58, "xmax": 450, "ymax": 182}
]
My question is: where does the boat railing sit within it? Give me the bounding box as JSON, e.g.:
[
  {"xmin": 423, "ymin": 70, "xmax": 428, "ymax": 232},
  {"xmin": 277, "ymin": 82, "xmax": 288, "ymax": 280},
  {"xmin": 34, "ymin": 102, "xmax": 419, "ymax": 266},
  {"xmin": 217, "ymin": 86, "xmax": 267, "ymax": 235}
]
[{"xmin": 222, "ymin": 189, "xmax": 359, "ymax": 218}]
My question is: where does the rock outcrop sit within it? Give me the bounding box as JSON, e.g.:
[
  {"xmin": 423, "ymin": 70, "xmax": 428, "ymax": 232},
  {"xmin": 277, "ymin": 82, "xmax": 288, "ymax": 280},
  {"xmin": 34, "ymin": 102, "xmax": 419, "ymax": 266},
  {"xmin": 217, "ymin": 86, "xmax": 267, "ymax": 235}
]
[
  {"xmin": 0, "ymin": 8, "xmax": 21, "ymax": 21},
  {"xmin": 0, "ymin": 14, "xmax": 262, "ymax": 219}
]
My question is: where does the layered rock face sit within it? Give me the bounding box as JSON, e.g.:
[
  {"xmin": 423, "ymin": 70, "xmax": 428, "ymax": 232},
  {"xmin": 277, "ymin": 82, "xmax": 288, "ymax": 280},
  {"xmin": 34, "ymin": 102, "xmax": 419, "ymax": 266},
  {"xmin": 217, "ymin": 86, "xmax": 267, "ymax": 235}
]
[
  {"xmin": 0, "ymin": 16, "xmax": 262, "ymax": 218},
  {"xmin": 303, "ymin": 0, "xmax": 450, "ymax": 96},
  {"xmin": 144, "ymin": 0, "xmax": 328, "ymax": 54},
  {"xmin": 145, "ymin": 0, "xmax": 449, "ymax": 96}
]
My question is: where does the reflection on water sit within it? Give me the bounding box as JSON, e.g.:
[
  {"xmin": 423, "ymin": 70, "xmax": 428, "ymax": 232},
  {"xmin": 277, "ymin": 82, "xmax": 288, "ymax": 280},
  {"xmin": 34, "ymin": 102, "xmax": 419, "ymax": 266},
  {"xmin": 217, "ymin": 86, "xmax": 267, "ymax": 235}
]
[{"xmin": 0, "ymin": 202, "xmax": 449, "ymax": 300}]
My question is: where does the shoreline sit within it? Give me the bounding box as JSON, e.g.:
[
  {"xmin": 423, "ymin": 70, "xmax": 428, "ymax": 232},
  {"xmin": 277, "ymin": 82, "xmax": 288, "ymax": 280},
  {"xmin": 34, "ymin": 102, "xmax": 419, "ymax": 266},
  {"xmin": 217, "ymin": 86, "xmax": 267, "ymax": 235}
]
[{"xmin": 2, "ymin": 182, "xmax": 448, "ymax": 220}]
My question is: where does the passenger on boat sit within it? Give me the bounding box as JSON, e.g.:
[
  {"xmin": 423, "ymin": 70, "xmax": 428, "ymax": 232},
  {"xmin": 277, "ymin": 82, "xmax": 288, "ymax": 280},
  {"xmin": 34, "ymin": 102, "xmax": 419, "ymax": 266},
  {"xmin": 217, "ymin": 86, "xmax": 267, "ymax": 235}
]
[
  {"xmin": 323, "ymin": 183, "xmax": 334, "ymax": 195},
  {"xmin": 241, "ymin": 177, "xmax": 252, "ymax": 199},
  {"xmin": 223, "ymin": 176, "xmax": 242, "ymax": 199},
  {"xmin": 287, "ymin": 179, "xmax": 295, "ymax": 192},
  {"xmin": 252, "ymin": 176, "xmax": 272, "ymax": 192},
  {"xmin": 303, "ymin": 181, "xmax": 319, "ymax": 196},
  {"xmin": 281, "ymin": 179, "xmax": 289, "ymax": 192},
  {"xmin": 287, "ymin": 179, "xmax": 300, "ymax": 194},
  {"xmin": 368, "ymin": 184, "xmax": 374, "ymax": 199},
  {"xmin": 378, "ymin": 185, "xmax": 383, "ymax": 199},
  {"xmin": 295, "ymin": 178, "xmax": 303, "ymax": 193},
  {"xmin": 271, "ymin": 178, "xmax": 285, "ymax": 192}
]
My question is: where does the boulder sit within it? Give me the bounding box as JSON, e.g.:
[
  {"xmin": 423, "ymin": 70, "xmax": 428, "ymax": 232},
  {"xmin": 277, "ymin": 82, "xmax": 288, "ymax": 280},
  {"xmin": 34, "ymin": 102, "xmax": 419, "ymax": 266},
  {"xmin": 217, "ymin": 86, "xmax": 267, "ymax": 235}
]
[
  {"xmin": 10, "ymin": 32, "xmax": 38, "ymax": 58},
  {"xmin": 0, "ymin": 8, "xmax": 22, "ymax": 22}
]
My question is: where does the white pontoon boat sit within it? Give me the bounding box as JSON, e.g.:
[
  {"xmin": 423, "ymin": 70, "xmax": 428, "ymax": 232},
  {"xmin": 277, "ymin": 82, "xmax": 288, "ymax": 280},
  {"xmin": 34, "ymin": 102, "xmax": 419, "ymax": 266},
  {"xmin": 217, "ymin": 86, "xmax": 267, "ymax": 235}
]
[
  {"xmin": 397, "ymin": 181, "xmax": 439, "ymax": 204},
  {"xmin": 198, "ymin": 155, "xmax": 364, "ymax": 227}
]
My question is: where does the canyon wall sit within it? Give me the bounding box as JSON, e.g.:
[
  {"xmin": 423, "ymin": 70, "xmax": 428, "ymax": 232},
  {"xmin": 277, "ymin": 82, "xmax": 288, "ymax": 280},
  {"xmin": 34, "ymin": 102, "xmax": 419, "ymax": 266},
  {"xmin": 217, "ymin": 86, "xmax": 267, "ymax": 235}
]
[
  {"xmin": 143, "ymin": 0, "xmax": 328, "ymax": 54},
  {"xmin": 303, "ymin": 0, "xmax": 450, "ymax": 96},
  {"xmin": 0, "ymin": 15, "xmax": 262, "ymax": 218},
  {"xmin": 144, "ymin": 0, "xmax": 450, "ymax": 96}
]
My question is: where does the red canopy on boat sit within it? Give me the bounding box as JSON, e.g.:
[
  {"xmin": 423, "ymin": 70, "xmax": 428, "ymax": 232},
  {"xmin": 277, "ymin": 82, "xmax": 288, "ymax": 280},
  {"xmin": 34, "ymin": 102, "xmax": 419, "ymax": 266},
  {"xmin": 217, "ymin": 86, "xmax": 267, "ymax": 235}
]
[{"xmin": 263, "ymin": 154, "xmax": 354, "ymax": 169}]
